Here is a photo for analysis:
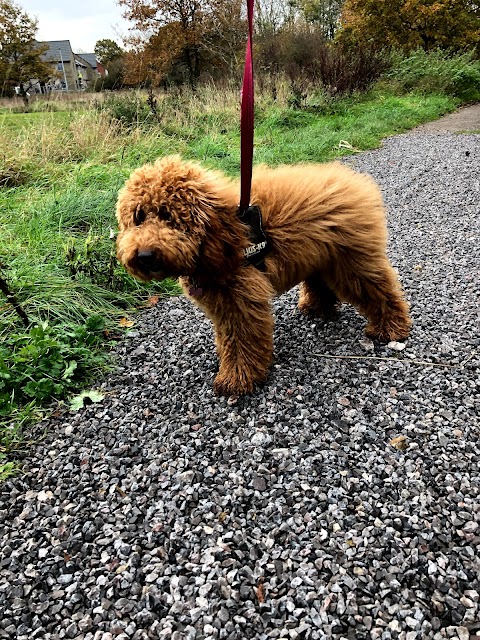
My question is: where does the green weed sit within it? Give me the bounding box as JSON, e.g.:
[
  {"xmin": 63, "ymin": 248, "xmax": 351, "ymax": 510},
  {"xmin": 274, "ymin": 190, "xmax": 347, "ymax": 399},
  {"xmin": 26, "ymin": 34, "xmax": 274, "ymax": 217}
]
[
  {"xmin": 0, "ymin": 317, "xmax": 109, "ymax": 417},
  {"xmin": 0, "ymin": 461, "xmax": 18, "ymax": 482}
]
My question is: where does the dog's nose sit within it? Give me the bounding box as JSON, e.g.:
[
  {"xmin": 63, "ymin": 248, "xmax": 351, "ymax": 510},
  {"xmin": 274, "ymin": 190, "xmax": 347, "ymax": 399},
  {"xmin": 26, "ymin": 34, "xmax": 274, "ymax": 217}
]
[{"xmin": 136, "ymin": 249, "xmax": 157, "ymax": 270}]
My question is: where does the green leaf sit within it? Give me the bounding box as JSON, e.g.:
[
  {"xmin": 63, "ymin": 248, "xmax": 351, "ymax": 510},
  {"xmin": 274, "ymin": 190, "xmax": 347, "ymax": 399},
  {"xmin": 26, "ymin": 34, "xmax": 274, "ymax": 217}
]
[
  {"xmin": 70, "ymin": 389, "xmax": 105, "ymax": 411},
  {"xmin": 62, "ymin": 360, "xmax": 78, "ymax": 379},
  {"xmin": 86, "ymin": 314, "xmax": 105, "ymax": 332},
  {"xmin": 24, "ymin": 378, "xmax": 55, "ymax": 399}
]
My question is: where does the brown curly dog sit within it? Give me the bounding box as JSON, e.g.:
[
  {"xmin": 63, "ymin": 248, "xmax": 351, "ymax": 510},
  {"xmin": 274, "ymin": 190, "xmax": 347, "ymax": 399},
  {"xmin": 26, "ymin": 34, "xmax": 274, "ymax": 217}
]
[{"xmin": 116, "ymin": 155, "xmax": 411, "ymax": 396}]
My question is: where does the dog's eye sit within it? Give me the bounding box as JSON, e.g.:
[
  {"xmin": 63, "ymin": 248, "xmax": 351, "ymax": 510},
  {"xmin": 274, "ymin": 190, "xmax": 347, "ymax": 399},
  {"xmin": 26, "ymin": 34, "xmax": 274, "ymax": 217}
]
[
  {"xmin": 158, "ymin": 205, "xmax": 170, "ymax": 220},
  {"xmin": 134, "ymin": 207, "xmax": 146, "ymax": 226}
]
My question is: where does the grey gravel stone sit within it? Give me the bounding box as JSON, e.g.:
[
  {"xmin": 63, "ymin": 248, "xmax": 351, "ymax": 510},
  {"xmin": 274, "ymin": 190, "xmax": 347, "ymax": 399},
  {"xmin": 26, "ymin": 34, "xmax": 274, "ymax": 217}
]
[{"xmin": 0, "ymin": 133, "xmax": 479, "ymax": 640}]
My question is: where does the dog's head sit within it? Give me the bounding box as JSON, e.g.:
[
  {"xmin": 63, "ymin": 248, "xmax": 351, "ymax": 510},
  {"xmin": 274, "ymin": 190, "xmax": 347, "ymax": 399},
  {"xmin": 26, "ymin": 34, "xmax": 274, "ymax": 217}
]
[{"xmin": 116, "ymin": 155, "xmax": 235, "ymax": 282}]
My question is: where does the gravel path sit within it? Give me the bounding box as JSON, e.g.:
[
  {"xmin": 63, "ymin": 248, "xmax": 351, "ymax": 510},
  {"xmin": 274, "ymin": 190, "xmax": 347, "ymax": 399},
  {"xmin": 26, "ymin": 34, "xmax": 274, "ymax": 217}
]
[{"xmin": 1, "ymin": 133, "xmax": 479, "ymax": 640}]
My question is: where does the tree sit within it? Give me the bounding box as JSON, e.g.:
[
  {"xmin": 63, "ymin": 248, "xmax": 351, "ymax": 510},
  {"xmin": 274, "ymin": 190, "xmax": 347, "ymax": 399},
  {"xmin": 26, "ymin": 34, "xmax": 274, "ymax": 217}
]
[
  {"xmin": 201, "ymin": 0, "xmax": 245, "ymax": 75},
  {"xmin": 294, "ymin": 0, "xmax": 343, "ymax": 39},
  {"xmin": 0, "ymin": 0, "xmax": 50, "ymax": 97},
  {"xmin": 94, "ymin": 38, "xmax": 125, "ymax": 89},
  {"xmin": 118, "ymin": 0, "xmax": 205, "ymax": 87},
  {"xmin": 122, "ymin": 25, "xmax": 184, "ymax": 87},
  {"xmin": 94, "ymin": 39, "xmax": 124, "ymax": 66},
  {"xmin": 255, "ymin": 0, "xmax": 295, "ymax": 37},
  {"xmin": 118, "ymin": 0, "xmax": 244, "ymax": 87},
  {"xmin": 339, "ymin": 0, "xmax": 480, "ymax": 53}
]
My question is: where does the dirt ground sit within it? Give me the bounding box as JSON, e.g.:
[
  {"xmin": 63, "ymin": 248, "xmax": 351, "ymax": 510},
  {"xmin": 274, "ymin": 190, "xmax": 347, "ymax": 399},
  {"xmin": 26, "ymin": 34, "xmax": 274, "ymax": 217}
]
[{"xmin": 413, "ymin": 102, "xmax": 480, "ymax": 133}]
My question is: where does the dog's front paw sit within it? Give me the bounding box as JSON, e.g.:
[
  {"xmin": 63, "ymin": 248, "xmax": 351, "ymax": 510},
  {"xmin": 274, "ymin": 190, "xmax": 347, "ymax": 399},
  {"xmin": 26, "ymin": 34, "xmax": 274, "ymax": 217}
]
[
  {"xmin": 213, "ymin": 371, "xmax": 255, "ymax": 397},
  {"xmin": 365, "ymin": 319, "xmax": 412, "ymax": 343}
]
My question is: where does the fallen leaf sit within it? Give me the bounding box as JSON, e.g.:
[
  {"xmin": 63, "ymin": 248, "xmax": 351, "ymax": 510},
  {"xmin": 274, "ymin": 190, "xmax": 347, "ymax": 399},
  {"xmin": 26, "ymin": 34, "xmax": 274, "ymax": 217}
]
[
  {"xmin": 338, "ymin": 140, "xmax": 361, "ymax": 153},
  {"xmin": 389, "ymin": 435, "xmax": 408, "ymax": 451},
  {"xmin": 103, "ymin": 329, "xmax": 123, "ymax": 340},
  {"xmin": 145, "ymin": 295, "xmax": 160, "ymax": 307},
  {"xmin": 255, "ymin": 578, "xmax": 265, "ymax": 603},
  {"xmin": 115, "ymin": 485, "xmax": 127, "ymax": 498},
  {"xmin": 70, "ymin": 390, "xmax": 105, "ymax": 411},
  {"xmin": 63, "ymin": 551, "xmax": 71, "ymax": 562},
  {"xmin": 107, "ymin": 558, "xmax": 119, "ymax": 571},
  {"xmin": 119, "ymin": 317, "xmax": 134, "ymax": 327}
]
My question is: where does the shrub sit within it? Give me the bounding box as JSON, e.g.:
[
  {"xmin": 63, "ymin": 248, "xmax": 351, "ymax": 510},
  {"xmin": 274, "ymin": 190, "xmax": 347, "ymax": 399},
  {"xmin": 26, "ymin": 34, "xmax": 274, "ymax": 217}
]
[
  {"xmin": 96, "ymin": 91, "xmax": 157, "ymax": 127},
  {"xmin": 383, "ymin": 49, "xmax": 480, "ymax": 101},
  {"xmin": 257, "ymin": 25, "xmax": 390, "ymax": 101},
  {"xmin": 94, "ymin": 73, "xmax": 124, "ymax": 92},
  {"xmin": 63, "ymin": 232, "xmax": 135, "ymax": 293}
]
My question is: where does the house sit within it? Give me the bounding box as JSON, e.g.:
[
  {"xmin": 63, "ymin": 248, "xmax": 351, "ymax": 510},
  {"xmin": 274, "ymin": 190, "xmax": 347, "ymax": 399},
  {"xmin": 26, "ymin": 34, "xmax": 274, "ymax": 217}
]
[
  {"xmin": 31, "ymin": 40, "xmax": 101, "ymax": 92},
  {"xmin": 77, "ymin": 53, "xmax": 108, "ymax": 79}
]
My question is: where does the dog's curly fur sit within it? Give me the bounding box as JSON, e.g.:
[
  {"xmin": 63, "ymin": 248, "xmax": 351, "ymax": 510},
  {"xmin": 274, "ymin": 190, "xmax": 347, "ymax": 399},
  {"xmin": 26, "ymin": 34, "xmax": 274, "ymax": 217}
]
[{"xmin": 116, "ymin": 155, "xmax": 411, "ymax": 395}]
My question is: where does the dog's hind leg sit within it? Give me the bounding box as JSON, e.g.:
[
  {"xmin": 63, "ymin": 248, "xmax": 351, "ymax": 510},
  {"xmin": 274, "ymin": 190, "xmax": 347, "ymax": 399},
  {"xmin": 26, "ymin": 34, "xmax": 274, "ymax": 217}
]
[
  {"xmin": 328, "ymin": 255, "xmax": 412, "ymax": 342},
  {"xmin": 298, "ymin": 274, "xmax": 340, "ymax": 320}
]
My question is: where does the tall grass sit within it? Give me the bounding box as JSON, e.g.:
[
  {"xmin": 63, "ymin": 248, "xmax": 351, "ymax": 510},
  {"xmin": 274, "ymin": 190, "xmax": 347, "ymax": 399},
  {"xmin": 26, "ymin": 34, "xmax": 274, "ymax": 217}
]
[
  {"xmin": 0, "ymin": 111, "xmax": 122, "ymax": 170},
  {"xmin": 0, "ymin": 171, "xmax": 173, "ymax": 337},
  {"xmin": 0, "ymin": 89, "xmax": 104, "ymax": 113}
]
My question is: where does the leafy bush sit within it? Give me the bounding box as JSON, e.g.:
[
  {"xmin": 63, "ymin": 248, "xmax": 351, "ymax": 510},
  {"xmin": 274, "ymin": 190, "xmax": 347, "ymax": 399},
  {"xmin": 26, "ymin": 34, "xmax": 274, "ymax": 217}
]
[
  {"xmin": 94, "ymin": 74, "xmax": 123, "ymax": 92},
  {"xmin": 384, "ymin": 49, "xmax": 480, "ymax": 101},
  {"xmin": 0, "ymin": 317, "xmax": 108, "ymax": 417},
  {"xmin": 95, "ymin": 92, "xmax": 157, "ymax": 127}
]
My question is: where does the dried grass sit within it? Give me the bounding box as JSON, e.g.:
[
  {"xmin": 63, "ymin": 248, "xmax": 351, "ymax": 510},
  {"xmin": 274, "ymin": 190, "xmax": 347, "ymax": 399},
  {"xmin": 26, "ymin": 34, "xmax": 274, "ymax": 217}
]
[{"xmin": 0, "ymin": 110, "xmax": 124, "ymax": 173}]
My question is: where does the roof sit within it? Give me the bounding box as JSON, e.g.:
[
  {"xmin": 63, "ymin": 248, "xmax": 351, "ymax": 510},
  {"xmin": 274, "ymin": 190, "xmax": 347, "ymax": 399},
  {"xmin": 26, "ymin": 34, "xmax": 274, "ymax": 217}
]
[
  {"xmin": 77, "ymin": 53, "xmax": 98, "ymax": 69},
  {"xmin": 38, "ymin": 40, "xmax": 74, "ymax": 63},
  {"xmin": 74, "ymin": 55, "xmax": 88, "ymax": 69}
]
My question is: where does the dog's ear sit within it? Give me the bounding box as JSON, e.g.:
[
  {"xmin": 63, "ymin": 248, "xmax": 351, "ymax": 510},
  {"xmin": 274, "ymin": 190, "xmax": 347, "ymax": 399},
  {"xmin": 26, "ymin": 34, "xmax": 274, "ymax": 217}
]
[
  {"xmin": 196, "ymin": 196, "xmax": 247, "ymax": 276},
  {"xmin": 153, "ymin": 156, "xmax": 219, "ymax": 230}
]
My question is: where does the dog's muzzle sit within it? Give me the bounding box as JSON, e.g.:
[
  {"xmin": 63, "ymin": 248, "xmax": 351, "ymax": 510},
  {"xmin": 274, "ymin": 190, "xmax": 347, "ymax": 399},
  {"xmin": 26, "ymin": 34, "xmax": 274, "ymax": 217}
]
[{"xmin": 135, "ymin": 249, "xmax": 168, "ymax": 279}]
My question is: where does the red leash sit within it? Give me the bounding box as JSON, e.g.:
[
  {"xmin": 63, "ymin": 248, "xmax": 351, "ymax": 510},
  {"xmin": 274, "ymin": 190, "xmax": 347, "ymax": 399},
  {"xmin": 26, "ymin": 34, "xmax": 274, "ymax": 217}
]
[
  {"xmin": 239, "ymin": 0, "xmax": 255, "ymax": 214},
  {"xmin": 237, "ymin": 0, "xmax": 270, "ymax": 271}
]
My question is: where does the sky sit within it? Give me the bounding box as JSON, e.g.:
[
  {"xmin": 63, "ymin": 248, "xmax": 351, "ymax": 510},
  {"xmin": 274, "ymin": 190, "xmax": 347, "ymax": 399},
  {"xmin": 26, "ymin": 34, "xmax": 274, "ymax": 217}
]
[{"xmin": 19, "ymin": 0, "xmax": 132, "ymax": 54}]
